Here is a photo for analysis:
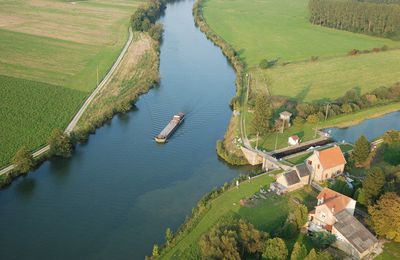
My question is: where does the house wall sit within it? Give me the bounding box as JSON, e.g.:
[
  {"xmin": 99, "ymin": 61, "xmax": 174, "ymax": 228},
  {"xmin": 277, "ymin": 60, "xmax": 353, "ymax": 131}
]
[
  {"xmin": 346, "ymin": 199, "xmax": 356, "ymax": 216},
  {"xmin": 299, "ymin": 175, "xmax": 310, "ymax": 185},
  {"xmin": 313, "ymin": 204, "xmax": 336, "ymax": 226},
  {"xmin": 276, "ymin": 174, "xmax": 288, "ymax": 187},
  {"xmin": 332, "ymin": 226, "xmax": 364, "ymax": 259},
  {"xmin": 306, "ymin": 152, "xmax": 345, "ymax": 182}
]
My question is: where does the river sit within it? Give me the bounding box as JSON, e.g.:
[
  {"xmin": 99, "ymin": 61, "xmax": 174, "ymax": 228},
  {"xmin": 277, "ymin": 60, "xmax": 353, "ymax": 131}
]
[
  {"xmin": 327, "ymin": 111, "xmax": 400, "ymax": 143},
  {"xmin": 0, "ymin": 1, "xmax": 251, "ymax": 259}
]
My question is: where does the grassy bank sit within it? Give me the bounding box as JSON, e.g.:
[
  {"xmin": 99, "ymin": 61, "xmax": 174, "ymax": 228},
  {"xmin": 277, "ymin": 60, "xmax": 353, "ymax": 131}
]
[
  {"xmin": 73, "ymin": 32, "xmax": 160, "ymax": 139},
  {"xmin": 0, "ymin": 0, "xmax": 145, "ymax": 167},
  {"xmin": 160, "ymin": 172, "xmax": 318, "ymax": 259}
]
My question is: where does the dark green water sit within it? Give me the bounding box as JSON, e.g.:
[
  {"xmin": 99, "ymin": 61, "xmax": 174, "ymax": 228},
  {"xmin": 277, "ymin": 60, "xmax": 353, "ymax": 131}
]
[{"xmin": 0, "ymin": 1, "xmax": 250, "ymax": 259}]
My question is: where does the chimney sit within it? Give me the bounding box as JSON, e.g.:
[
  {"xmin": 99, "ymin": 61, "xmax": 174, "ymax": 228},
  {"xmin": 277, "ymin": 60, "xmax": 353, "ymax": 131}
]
[{"xmin": 331, "ymin": 206, "xmax": 335, "ymax": 214}]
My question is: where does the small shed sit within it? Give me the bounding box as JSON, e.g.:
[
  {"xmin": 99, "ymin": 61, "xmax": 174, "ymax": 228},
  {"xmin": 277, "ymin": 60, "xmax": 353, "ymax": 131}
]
[
  {"xmin": 279, "ymin": 111, "xmax": 292, "ymax": 122},
  {"xmin": 288, "ymin": 135, "xmax": 300, "ymax": 146}
]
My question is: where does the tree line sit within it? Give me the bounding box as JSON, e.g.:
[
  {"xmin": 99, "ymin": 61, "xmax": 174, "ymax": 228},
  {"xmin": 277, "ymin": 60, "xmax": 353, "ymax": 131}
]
[{"xmin": 309, "ymin": 0, "xmax": 400, "ymax": 38}]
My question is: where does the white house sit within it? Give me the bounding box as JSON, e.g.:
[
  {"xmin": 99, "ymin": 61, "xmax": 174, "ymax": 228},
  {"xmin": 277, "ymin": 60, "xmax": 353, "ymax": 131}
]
[{"xmin": 288, "ymin": 135, "xmax": 300, "ymax": 146}]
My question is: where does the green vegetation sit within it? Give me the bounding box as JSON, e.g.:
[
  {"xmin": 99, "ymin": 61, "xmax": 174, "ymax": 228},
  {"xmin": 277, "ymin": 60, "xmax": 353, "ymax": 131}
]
[
  {"xmin": 376, "ymin": 242, "xmax": 400, "ymax": 260},
  {"xmin": 286, "ymin": 153, "xmax": 313, "ymax": 165},
  {"xmin": 0, "ymin": 0, "xmax": 144, "ymax": 167},
  {"xmin": 252, "ymin": 50, "xmax": 400, "ymax": 102},
  {"xmin": 48, "ymin": 129, "xmax": 73, "ymax": 158},
  {"xmin": 352, "ymin": 135, "xmax": 371, "ymax": 166},
  {"xmin": 160, "ymin": 172, "xmax": 319, "ymax": 259},
  {"xmin": 203, "ymin": 0, "xmax": 399, "ymax": 66},
  {"xmin": 309, "ymin": 0, "xmax": 400, "ymax": 38},
  {"xmin": 12, "ymin": 147, "xmax": 34, "ymax": 174},
  {"xmin": 0, "ymin": 75, "xmax": 84, "ymax": 166}
]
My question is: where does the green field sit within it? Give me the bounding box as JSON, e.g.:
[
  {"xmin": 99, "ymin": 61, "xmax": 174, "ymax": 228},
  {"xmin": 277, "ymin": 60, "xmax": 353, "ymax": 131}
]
[
  {"xmin": 203, "ymin": 0, "xmax": 400, "ymax": 102},
  {"xmin": 0, "ymin": 0, "xmax": 143, "ymax": 166},
  {"xmin": 376, "ymin": 242, "xmax": 400, "ymax": 260},
  {"xmin": 203, "ymin": 0, "xmax": 399, "ymax": 66},
  {"xmin": 161, "ymin": 173, "xmax": 318, "ymax": 259},
  {"xmin": 252, "ymin": 50, "xmax": 400, "ymax": 102}
]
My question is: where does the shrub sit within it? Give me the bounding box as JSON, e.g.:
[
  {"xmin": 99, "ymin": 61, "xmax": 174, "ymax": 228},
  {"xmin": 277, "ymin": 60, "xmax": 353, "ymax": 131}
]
[{"xmin": 12, "ymin": 146, "xmax": 34, "ymax": 174}]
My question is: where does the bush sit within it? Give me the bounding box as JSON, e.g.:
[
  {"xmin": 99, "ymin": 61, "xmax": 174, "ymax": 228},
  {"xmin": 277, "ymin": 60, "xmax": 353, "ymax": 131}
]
[
  {"xmin": 48, "ymin": 128, "xmax": 73, "ymax": 158},
  {"xmin": 310, "ymin": 232, "xmax": 336, "ymax": 249},
  {"xmin": 148, "ymin": 23, "xmax": 164, "ymax": 41},
  {"xmin": 12, "ymin": 146, "xmax": 34, "ymax": 174}
]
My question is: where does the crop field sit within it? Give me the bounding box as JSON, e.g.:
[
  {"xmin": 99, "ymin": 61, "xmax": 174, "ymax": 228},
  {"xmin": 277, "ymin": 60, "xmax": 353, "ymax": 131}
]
[
  {"xmin": 251, "ymin": 50, "xmax": 400, "ymax": 102},
  {"xmin": 0, "ymin": 0, "xmax": 143, "ymax": 166},
  {"xmin": 203, "ymin": 0, "xmax": 400, "ymax": 66}
]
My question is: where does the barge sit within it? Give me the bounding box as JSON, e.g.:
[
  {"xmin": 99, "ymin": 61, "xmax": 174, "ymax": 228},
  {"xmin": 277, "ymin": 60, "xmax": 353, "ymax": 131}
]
[{"xmin": 155, "ymin": 112, "xmax": 185, "ymax": 143}]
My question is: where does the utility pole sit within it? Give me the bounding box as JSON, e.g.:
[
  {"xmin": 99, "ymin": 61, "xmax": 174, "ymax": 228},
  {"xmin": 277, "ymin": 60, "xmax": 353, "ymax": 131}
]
[
  {"xmin": 256, "ymin": 132, "xmax": 259, "ymax": 150},
  {"xmin": 324, "ymin": 103, "xmax": 330, "ymax": 121}
]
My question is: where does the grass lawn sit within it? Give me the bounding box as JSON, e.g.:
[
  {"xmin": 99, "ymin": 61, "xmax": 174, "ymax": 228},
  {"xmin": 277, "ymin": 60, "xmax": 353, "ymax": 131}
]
[
  {"xmin": 203, "ymin": 0, "xmax": 399, "ymax": 66},
  {"xmin": 286, "ymin": 152, "xmax": 313, "ymax": 165},
  {"xmin": 376, "ymin": 242, "xmax": 400, "ymax": 260},
  {"xmin": 251, "ymin": 49, "xmax": 400, "ymax": 102},
  {"xmin": 162, "ymin": 173, "xmax": 318, "ymax": 259},
  {"xmin": 0, "ymin": 0, "xmax": 144, "ymax": 166}
]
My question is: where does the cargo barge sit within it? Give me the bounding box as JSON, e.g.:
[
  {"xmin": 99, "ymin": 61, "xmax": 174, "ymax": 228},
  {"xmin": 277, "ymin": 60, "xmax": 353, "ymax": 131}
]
[{"xmin": 155, "ymin": 112, "xmax": 185, "ymax": 143}]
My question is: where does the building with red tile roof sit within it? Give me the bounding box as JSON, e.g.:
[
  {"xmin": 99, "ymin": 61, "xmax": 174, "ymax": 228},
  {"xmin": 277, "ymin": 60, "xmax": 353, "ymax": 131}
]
[{"xmin": 306, "ymin": 145, "xmax": 346, "ymax": 182}]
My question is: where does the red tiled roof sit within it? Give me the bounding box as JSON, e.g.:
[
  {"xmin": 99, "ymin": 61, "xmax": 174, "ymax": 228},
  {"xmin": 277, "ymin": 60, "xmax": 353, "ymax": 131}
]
[
  {"xmin": 316, "ymin": 146, "xmax": 346, "ymax": 169},
  {"xmin": 317, "ymin": 188, "xmax": 352, "ymax": 214},
  {"xmin": 290, "ymin": 135, "xmax": 299, "ymax": 141}
]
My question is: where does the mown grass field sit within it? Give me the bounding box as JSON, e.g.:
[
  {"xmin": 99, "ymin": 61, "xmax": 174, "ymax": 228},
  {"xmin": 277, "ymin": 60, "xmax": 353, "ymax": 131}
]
[
  {"xmin": 203, "ymin": 0, "xmax": 400, "ymax": 102},
  {"xmin": 0, "ymin": 0, "xmax": 144, "ymax": 166},
  {"xmin": 161, "ymin": 173, "xmax": 318, "ymax": 259},
  {"xmin": 203, "ymin": 0, "xmax": 400, "ymax": 66},
  {"xmin": 376, "ymin": 242, "xmax": 400, "ymax": 260},
  {"xmin": 252, "ymin": 50, "xmax": 400, "ymax": 102}
]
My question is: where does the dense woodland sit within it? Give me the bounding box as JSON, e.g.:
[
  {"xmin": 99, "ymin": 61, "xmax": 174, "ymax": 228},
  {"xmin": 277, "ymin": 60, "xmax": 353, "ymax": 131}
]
[{"xmin": 309, "ymin": 0, "xmax": 400, "ymax": 38}]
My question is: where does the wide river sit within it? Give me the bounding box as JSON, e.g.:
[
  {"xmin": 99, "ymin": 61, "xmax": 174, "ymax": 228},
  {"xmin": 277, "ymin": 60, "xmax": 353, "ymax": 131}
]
[{"xmin": 0, "ymin": 1, "xmax": 251, "ymax": 259}]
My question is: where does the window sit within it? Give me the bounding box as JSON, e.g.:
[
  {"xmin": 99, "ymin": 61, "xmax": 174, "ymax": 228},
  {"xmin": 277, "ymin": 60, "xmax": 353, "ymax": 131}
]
[
  {"xmin": 317, "ymin": 164, "xmax": 320, "ymax": 169},
  {"xmin": 320, "ymin": 212, "xmax": 326, "ymax": 219},
  {"xmin": 308, "ymin": 160, "xmax": 312, "ymax": 165}
]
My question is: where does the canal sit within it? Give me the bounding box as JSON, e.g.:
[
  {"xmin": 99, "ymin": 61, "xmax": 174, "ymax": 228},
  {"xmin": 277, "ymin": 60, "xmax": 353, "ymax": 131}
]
[
  {"xmin": 327, "ymin": 111, "xmax": 400, "ymax": 143},
  {"xmin": 0, "ymin": 1, "xmax": 250, "ymax": 259}
]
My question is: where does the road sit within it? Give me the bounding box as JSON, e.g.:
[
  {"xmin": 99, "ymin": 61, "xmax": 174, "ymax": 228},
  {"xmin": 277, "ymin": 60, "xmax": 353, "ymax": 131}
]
[{"xmin": 0, "ymin": 28, "xmax": 134, "ymax": 176}]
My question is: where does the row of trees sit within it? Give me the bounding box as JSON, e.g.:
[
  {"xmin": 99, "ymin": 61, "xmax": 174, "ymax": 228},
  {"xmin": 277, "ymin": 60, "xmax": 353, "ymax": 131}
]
[
  {"xmin": 309, "ymin": 0, "xmax": 400, "ymax": 38},
  {"xmin": 293, "ymin": 84, "xmax": 400, "ymax": 126},
  {"xmin": 131, "ymin": 0, "xmax": 166, "ymax": 32}
]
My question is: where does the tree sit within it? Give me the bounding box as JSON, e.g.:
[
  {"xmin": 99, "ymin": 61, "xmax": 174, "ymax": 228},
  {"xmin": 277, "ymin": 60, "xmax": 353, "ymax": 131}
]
[
  {"xmin": 306, "ymin": 114, "xmax": 319, "ymax": 124},
  {"xmin": 383, "ymin": 130, "xmax": 400, "ymax": 144},
  {"xmin": 340, "ymin": 103, "xmax": 353, "ymax": 113},
  {"xmin": 238, "ymin": 219, "xmax": 267, "ymax": 255},
  {"xmin": 383, "ymin": 143, "xmax": 400, "ymax": 166},
  {"xmin": 293, "ymin": 117, "xmax": 304, "ymax": 128},
  {"xmin": 368, "ymin": 192, "xmax": 400, "ymax": 242},
  {"xmin": 152, "ymin": 244, "xmax": 159, "ymax": 257},
  {"xmin": 352, "ymin": 135, "xmax": 370, "ymax": 166},
  {"xmin": 310, "ymin": 232, "xmax": 336, "ymax": 249},
  {"xmin": 253, "ymin": 93, "xmax": 273, "ymax": 135},
  {"xmin": 48, "ymin": 128, "xmax": 72, "ymax": 158},
  {"xmin": 292, "ymin": 204, "xmax": 309, "ymax": 229},
  {"xmin": 199, "ymin": 222, "xmax": 241, "ymax": 260},
  {"xmin": 148, "ymin": 23, "xmax": 164, "ymax": 41},
  {"xmin": 363, "ymin": 167, "xmax": 385, "ymax": 204},
  {"xmin": 329, "ymin": 176, "xmax": 353, "ymax": 197},
  {"xmin": 304, "ymin": 248, "xmax": 318, "ymax": 260},
  {"xmin": 263, "ymin": 238, "xmax": 288, "ymax": 260},
  {"xmin": 165, "ymin": 228, "xmax": 173, "ymax": 246},
  {"xmin": 355, "ymin": 188, "xmax": 368, "ymax": 206},
  {"xmin": 290, "ymin": 241, "xmax": 307, "ymax": 260},
  {"xmin": 12, "ymin": 146, "xmax": 34, "ymax": 174}
]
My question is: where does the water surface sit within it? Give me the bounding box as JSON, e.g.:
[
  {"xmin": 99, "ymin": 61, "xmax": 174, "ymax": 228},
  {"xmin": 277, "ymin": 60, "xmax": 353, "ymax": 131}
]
[
  {"xmin": 327, "ymin": 111, "xmax": 400, "ymax": 143},
  {"xmin": 0, "ymin": 1, "xmax": 249, "ymax": 259}
]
